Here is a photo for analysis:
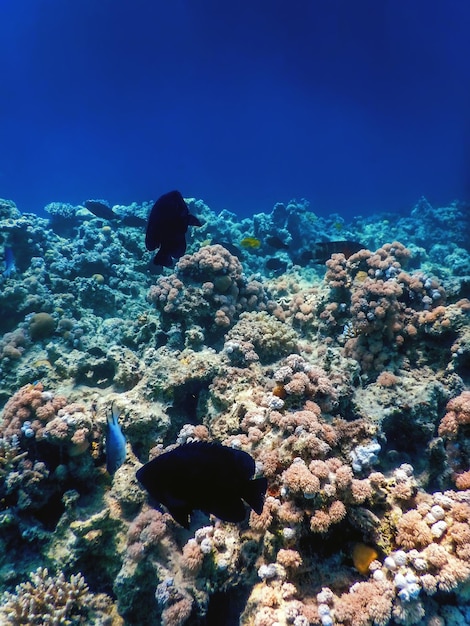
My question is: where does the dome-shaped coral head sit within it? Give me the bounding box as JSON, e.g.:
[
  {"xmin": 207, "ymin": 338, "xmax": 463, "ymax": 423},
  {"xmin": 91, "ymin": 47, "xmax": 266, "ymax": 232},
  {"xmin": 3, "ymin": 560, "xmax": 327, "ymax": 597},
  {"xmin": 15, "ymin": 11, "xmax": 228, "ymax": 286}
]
[
  {"xmin": 145, "ymin": 190, "xmax": 202, "ymax": 268},
  {"xmin": 136, "ymin": 441, "xmax": 268, "ymax": 529},
  {"xmin": 29, "ymin": 312, "xmax": 56, "ymax": 341}
]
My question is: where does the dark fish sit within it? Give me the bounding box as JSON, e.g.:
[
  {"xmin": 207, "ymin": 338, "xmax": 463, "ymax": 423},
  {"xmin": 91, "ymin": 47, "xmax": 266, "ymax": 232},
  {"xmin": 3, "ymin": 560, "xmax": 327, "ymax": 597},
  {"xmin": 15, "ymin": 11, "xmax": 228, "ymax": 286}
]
[
  {"xmin": 302, "ymin": 240, "xmax": 364, "ymax": 264},
  {"xmin": 145, "ymin": 190, "xmax": 202, "ymax": 267},
  {"xmin": 106, "ymin": 403, "xmax": 126, "ymax": 474},
  {"xmin": 266, "ymin": 235, "xmax": 289, "ymax": 249},
  {"xmin": 121, "ymin": 214, "xmax": 147, "ymax": 227},
  {"xmin": 3, "ymin": 246, "xmax": 16, "ymax": 277},
  {"xmin": 266, "ymin": 257, "xmax": 288, "ymax": 273},
  {"xmin": 297, "ymin": 250, "xmax": 313, "ymax": 267},
  {"xmin": 212, "ymin": 240, "xmax": 242, "ymax": 257},
  {"xmin": 136, "ymin": 441, "xmax": 268, "ymax": 528},
  {"xmin": 84, "ymin": 200, "xmax": 117, "ymax": 221}
]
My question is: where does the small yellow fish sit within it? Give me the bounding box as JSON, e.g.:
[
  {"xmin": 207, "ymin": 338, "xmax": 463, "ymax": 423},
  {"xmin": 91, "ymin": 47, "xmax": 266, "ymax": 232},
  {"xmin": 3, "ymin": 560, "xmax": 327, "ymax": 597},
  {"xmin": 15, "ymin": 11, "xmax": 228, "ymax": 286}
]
[{"xmin": 240, "ymin": 237, "xmax": 261, "ymax": 249}]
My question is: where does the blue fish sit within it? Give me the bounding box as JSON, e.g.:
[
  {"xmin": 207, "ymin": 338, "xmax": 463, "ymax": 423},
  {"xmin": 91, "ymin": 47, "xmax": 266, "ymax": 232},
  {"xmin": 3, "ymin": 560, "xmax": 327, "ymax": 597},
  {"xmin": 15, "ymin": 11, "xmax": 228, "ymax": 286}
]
[
  {"xmin": 106, "ymin": 403, "xmax": 126, "ymax": 474},
  {"xmin": 3, "ymin": 246, "xmax": 16, "ymax": 277}
]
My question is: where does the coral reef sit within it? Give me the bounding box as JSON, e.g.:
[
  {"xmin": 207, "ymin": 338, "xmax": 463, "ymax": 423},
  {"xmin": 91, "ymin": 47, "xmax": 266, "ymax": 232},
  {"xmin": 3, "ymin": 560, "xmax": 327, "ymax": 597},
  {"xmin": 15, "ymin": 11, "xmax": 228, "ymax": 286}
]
[
  {"xmin": 147, "ymin": 243, "xmax": 277, "ymax": 347},
  {"xmin": 0, "ymin": 194, "xmax": 469, "ymax": 624},
  {"xmin": 0, "ymin": 567, "xmax": 120, "ymax": 625}
]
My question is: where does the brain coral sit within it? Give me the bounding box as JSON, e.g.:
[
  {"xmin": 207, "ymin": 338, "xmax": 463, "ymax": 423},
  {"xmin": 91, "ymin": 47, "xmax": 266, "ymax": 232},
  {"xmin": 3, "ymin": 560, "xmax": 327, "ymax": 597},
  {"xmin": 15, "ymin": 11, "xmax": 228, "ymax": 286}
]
[{"xmin": 29, "ymin": 312, "xmax": 56, "ymax": 341}]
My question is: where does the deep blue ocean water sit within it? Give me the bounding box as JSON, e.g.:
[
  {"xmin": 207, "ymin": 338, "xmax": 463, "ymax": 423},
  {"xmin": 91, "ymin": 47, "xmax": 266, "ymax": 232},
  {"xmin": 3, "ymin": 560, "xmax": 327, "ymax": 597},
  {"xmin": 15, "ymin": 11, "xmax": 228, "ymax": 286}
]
[{"xmin": 0, "ymin": 0, "xmax": 469, "ymax": 219}]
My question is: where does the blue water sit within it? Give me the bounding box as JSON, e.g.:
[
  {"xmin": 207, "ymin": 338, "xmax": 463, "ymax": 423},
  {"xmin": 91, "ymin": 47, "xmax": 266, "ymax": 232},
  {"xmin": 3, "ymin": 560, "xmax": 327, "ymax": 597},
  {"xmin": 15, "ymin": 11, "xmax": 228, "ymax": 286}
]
[{"xmin": 0, "ymin": 0, "xmax": 469, "ymax": 218}]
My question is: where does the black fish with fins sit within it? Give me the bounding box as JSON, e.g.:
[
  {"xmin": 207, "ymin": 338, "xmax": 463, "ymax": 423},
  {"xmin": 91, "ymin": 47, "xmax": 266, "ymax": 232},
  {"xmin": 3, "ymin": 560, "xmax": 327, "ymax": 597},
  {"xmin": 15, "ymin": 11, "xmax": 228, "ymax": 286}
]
[
  {"xmin": 266, "ymin": 257, "xmax": 288, "ymax": 273},
  {"xmin": 300, "ymin": 240, "xmax": 364, "ymax": 264},
  {"xmin": 136, "ymin": 441, "xmax": 268, "ymax": 528},
  {"xmin": 85, "ymin": 200, "xmax": 146, "ymax": 228},
  {"xmin": 266, "ymin": 235, "xmax": 289, "ymax": 249},
  {"xmin": 145, "ymin": 190, "xmax": 202, "ymax": 267},
  {"xmin": 121, "ymin": 214, "xmax": 147, "ymax": 227},
  {"xmin": 84, "ymin": 200, "xmax": 117, "ymax": 221}
]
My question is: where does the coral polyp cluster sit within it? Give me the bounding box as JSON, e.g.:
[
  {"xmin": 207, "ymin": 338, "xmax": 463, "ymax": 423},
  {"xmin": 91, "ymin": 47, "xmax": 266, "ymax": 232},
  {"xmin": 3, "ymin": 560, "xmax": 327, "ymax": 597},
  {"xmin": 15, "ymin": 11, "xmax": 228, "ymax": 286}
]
[
  {"xmin": 147, "ymin": 244, "xmax": 276, "ymax": 346},
  {"xmin": 0, "ymin": 195, "xmax": 469, "ymax": 624}
]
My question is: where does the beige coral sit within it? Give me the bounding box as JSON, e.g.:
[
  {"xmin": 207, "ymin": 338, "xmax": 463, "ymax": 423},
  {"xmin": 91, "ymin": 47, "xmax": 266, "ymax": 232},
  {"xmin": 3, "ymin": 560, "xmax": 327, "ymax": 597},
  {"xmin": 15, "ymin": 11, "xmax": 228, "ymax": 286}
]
[
  {"xmin": 438, "ymin": 390, "xmax": 470, "ymax": 438},
  {"xmin": 334, "ymin": 580, "xmax": 394, "ymax": 626},
  {"xmin": 282, "ymin": 460, "xmax": 320, "ymax": 496},
  {"xmin": 0, "ymin": 567, "xmax": 116, "ymax": 624},
  {"xmin": 395, "ymin": 509, "xmax": 433, "ymax": 550}
]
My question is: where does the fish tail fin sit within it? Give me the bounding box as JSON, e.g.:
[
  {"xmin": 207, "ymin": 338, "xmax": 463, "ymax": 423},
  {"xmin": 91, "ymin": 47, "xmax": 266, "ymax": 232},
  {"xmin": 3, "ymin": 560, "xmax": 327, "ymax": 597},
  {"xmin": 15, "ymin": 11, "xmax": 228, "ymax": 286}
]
[
  {"xmin": 242, "ymin": 477, "xmax": 268, "ymax": 514},
  {"xmin": 153, "ymin": 250, "xmax": 174, "ymax": 267},
  {"xmin": 107, "ymin": 401, "xmax": 120, "ymax": 426}
]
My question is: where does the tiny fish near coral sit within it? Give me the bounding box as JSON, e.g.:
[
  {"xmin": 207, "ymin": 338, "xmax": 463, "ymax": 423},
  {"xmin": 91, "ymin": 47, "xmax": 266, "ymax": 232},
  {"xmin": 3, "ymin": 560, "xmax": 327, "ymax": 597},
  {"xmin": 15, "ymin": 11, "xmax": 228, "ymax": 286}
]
[
  {"xmin": 106, "ymin": 402, "xmax": 126, "ymax": 474},
  {"xmin": 136, "ymin": 441, "xmax": 268, "ymax": 528}
]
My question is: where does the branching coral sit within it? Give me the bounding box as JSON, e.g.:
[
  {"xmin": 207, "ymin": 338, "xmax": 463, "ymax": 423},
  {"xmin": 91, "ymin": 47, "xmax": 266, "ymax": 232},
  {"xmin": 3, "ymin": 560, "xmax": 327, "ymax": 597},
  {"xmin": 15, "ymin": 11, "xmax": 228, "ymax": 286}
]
[
  {"xmin": 0, "ymin": 567, "xmax": 115, "ymax": 625},
  {"xmin": 438, "ymin": 390, "xmax": 470, "ymax": 438},
  {"xmin": 225, "ymin": 350, "xmax": 470, "ymax": 626},
  {"xmin": 365, "ymin": 492, "xmax": 470, "ymax": 620},
  {"xmin": 0, "ymin": 438, "xmax": 28, "ymax": 479},
  {"xmin": 334, "ymin": 579, "xmax": 394, "ymax": 626}
]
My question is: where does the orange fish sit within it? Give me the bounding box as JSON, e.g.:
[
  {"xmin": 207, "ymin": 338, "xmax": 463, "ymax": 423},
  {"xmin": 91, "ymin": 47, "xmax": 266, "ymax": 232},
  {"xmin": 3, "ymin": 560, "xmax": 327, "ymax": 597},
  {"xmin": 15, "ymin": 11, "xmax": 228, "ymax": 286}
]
[{"xmin": 352, "ymin": 543, "xmax": 378, "ymax": 574}]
